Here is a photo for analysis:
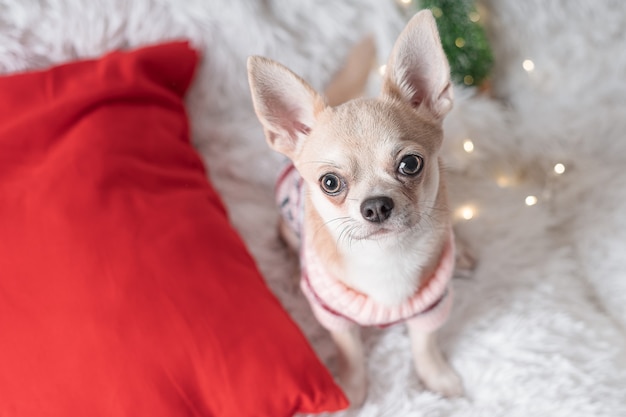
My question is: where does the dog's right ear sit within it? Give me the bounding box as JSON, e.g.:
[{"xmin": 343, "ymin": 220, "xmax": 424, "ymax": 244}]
[
  {"xmin": 247, "ymin": 56, "xmax": 325, "ymax": 158},
  {"xmin": 382, "ymin": 10, "xmax": 453, "ymax": 120}
]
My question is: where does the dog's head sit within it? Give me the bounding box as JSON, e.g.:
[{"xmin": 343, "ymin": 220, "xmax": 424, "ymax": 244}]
[{"xmin": 248, "ymin": 10, "xmax": 453, "ymax": 245}]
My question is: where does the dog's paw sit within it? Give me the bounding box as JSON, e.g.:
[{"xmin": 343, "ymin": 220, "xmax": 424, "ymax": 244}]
[
  {"xmin": 417, "ymin": 358, "xmax": 464, "ymax": 398},
  {"xmin": 421, "ymin": 366, "xmax": 464, "ymax": 398}
]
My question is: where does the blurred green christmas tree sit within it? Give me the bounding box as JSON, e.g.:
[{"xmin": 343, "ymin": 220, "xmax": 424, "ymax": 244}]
[{"xmin": 417, "ymin": 0, "xmax": 493, "ymax": 87}]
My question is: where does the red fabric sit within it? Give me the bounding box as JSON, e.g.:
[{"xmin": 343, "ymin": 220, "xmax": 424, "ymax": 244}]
[{"xmin": 0, "ymin": 42, "xmax": 347, "ymax": 416}]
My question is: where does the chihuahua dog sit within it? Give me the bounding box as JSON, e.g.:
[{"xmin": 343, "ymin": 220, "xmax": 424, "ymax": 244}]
[{"xmin": 247, "ymin": 10, "xmax": 463, "ymax": 406}]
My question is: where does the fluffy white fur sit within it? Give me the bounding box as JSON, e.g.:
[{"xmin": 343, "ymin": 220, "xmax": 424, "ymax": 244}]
[{"xmin": 2, "ymin": 0, "xmax": 625, "ymax": 415}]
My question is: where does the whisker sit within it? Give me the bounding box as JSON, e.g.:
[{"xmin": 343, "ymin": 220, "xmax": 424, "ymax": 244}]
[
  {"xmin": 339, "ymin": 223, "xmax": 359, "ymax": 250},
  {"xmin": 312, "ymin": 216, "xmax": 352, "ymax": 239}
]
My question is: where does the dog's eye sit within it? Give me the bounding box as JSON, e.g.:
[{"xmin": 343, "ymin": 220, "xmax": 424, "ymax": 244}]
[
  {"xmin": 398, "ymin": 154, "xmax": 423, "ymax": 176},
  {"xmin": 320, "ymin": 173, "xmax": 344, "ymax": 195}
]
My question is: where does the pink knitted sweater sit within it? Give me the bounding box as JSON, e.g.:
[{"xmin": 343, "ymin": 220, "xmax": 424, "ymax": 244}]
[{"xmin": 276, "ymin": 163, "xmax": 454, "ymax": 332}]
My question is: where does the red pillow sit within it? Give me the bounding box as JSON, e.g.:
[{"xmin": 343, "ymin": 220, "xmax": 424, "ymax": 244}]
[{"xmin": 0, "ymin": 42, "xmax": 347, "ymax": 416}]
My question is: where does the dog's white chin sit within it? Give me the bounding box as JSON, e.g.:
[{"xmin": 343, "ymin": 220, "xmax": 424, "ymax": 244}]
[
  {"xmin": 341, "ymin": 238, "xmax": 424, "ymax": 306},
  {"xmin": 354, "ymin": 220, "xmax": 418, "ymax": 242},
  {"xmin": 337, "ymin": 218, "xmax": 433, "ymax": 305},
  {"xmin": 359, "ymin": 228, "xmax": 393, "ymax": 240}
]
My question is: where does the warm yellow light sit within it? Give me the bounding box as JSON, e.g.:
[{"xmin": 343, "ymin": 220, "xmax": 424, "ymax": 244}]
[
  {"xmin": 468, "ymin": 11, "xmax": 481, "ymax": 22},
  {"xmin": 463, "ymin": 75, "xmax": 474, "ymax": 85},
  {"xmin": 523, "ymin": 59, "xmax": 535, "ymax": 72},
  {"xmin": 554, "ymin": 163, "xmax": 566, "ymax": 175},
  {"xmin": 496, "ymin": 176, "xmax": 513, "ymax": 188},
  {"xmin": 525, "ymin": 195, "xmax": 538, "ymax": 206},
  {"xmin": 456, "ymin": 205, "xmax": 475, "ymax": 220},
  {"xmin": 431, "ymin": 7, "xmax": 443, "ymax": 18},
  {"xmin": 399, "ymin": 0, "xmax": 412, "ymax": 4},
  {"xmin": 378, "ymin": 64, "xmax": 387, "ymax": 76},
  {"xmin": 455, "ymin": 37, "xmax": 466, "ymax": 48},
  {"xmin": 463, "ymin": 139, "xmax": 475, "ymax": 153}
]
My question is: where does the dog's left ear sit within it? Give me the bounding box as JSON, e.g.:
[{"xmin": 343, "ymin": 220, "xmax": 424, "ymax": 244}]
[
  {"xmin": 247, "ymin": 56, "xmax": 325, "ymax": 159},
  {"xmin": 382, "ymin": 10, "xmax": 453, "ymax": 120}
]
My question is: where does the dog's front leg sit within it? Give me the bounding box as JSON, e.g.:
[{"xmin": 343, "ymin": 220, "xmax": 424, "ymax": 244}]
[
  {"xmin": 330, "ymin": 325, "xmax": 367, "ymax": 407},
  {"xmin": 406, "ymin": 320, "xmax": 464, "ymax": 397}
]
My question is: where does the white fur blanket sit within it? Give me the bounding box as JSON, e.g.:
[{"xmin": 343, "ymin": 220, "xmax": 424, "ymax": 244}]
[{"xmin": 2, "ymin": 1, "xmax": 625, "ymax": 415}]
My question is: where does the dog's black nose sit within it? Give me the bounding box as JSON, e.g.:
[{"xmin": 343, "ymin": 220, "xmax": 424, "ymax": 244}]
[{"xmin": 360, "ymin": 197, "xmax": 394, "ymax": 223}]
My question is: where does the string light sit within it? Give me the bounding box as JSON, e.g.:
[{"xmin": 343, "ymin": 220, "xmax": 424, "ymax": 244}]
[
  {"xmin": 452, "ymin": 154, "xmax": 569, "ymax": 217},
  {"xmin": 496, "ymin": 175, "xmax": 514, "ymax": 188},
  {"xmin": 554, "ymin": 163, "xmax": 565, "ymax": 175},
  {"xmin": 455, "ymin": 37, "xmax": 466, "ymax": 48},
  {"xmin": 464, "ymin": 75, "xmax": 474, "ymax": 85},
  {"xmin": 468, "ymin": 11, "xmax": 481, "ymax": 22},
  {"xmin": 522, "ymin": 59, "xmax": 535, "ymax": 72},
  {"xmin": 525, "ymin": 195, "xmax": 538, "ymax": 206},
  {"xmin": 456, "ymin": 205, "xmax": 476, "ymax": 221},
  {"xmin": 463, "ymin": 139, "xmax": 475, "ymax": 153},
  {"xmin": 431, "ymin": 7, "xmax": 443, "ymax": 18}
]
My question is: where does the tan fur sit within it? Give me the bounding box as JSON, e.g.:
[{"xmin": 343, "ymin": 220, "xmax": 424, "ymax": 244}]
[
  {"xmin": 304, "ymin": 198, "xmax": 345, "ymax": 276},
  {"xmin": 248, "ymin": 10, "xmax": 464, "ymax": 407},
  {"xmin": 295, "ymin": 99, "xmax": 450, "ymax": 296},
  {"xmin": 324, "ymin": 36, "xmax": 376, "ymax": 107}
]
